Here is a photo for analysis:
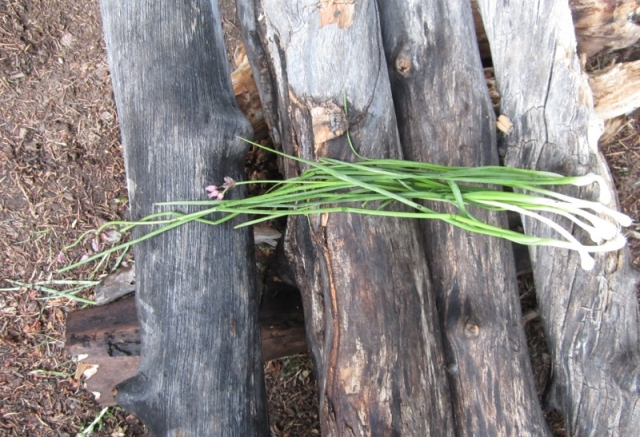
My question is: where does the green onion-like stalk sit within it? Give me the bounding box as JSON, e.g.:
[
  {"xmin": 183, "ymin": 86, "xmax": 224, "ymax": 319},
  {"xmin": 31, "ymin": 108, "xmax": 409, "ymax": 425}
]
[{"xmin": 59, "ymin": 140, "xmax": 632, "ymax": 273}]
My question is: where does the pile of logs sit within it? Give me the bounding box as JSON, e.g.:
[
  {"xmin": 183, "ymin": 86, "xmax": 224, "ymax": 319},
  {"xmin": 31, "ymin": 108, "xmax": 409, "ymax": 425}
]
[{"xmin": 65, "ymin": 0, "xmax": 640, "ymax": 435}]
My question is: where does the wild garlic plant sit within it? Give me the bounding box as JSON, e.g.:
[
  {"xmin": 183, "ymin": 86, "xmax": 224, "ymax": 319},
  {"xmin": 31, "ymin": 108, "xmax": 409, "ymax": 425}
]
[{"xmin": 59, "ymin": 139, "xmax": 631, "ymax": 273}]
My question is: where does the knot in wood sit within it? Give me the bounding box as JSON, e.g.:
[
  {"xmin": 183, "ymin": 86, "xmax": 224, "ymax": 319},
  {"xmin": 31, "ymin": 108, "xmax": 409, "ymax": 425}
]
[
  {"xmin": 395, "ymin": 56, "xmax": 412, "ymax": 76},
  {"xmin": 395, "ymin": 45, "xmax": 413, "ymax": 76},
  {"xmin": 464, "ymin": 321, "xmax": 480, "ymax": 338}
]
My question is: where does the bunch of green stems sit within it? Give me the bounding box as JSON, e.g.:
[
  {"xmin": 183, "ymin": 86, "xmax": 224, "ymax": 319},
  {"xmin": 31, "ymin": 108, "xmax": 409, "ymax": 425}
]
[{"xmin": 59, "ymin": 141, "xmax": 631, "ymax": 273}]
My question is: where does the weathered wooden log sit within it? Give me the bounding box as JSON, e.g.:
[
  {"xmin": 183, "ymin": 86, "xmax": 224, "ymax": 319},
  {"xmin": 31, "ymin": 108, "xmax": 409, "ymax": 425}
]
[
  {"xmin": 470, "ymin": 0, "xmax": 640, "ymax": 60},
  {"xmin": 234, "ymin": 32, "xmax": 639, "ymax": 140},
  {"xmin": 377, "ymin": 1, "xmax": 550, "ymax": 435},
  {"xmin": 238, "ymin": 1, "xmax": 455, "ymax": 434},
  {"xmin": 476, "ymin": 0, "xmax": 640, "ymax": 435},
  {"xmin": 66, "ymin": 283, "xmax": 307, "ymax": 406},
  {"xmin": 569, "ymin": 0, "xmax": 640, "ymax": 58},
  {"xmin": 590, "ymin": 60, "xmax": 640, "ymax": 120},
  {"xmin": 472, "ymin": 1, "xmax": 640, "ymax": 121},
  {"xmin": 93, "ymin": 264, "xmax": 136, "ymax": 305},
  {"xmin": 92, "ymin": 225, "xmax": 281, "ymax": 305},
  {"xmin": 100, "ymin": 0, "xmax": 268, "ymax": 435}
]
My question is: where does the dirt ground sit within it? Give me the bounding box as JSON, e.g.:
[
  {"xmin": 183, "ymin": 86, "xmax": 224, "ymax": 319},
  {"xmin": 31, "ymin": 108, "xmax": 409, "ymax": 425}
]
[{"xmin": 0, "ymin": 1, "xmax": 638, "ymax": 436}]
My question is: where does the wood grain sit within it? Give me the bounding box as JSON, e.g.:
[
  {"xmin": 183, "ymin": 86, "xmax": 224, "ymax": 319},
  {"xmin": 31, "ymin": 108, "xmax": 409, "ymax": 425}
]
[
  {"xmin": 377, "ymin": 1, "xmax": 550, "ymax": 435},
  {"xmin": 570, "ymin": 0, "xmax": 640, "ymax": 57},
  {"xmin": 477, "ymin": 0, "xmax": 640, "ymax": 435},
  {"xmin": 238, "ymin": 0, "xmax": 455, "ymax": 434},
  {"xmin": 590, "ymin": 60, "xmax": 640, "ymax": 120},
  {"xmin": 99, "ymin": 0, "xmax": 268, "ymax": 434}
]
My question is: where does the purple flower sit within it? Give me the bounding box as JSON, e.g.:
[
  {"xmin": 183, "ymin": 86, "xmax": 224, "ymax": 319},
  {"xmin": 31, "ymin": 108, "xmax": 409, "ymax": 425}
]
[
  {"xmin": 205, "ymin": 177, "xmax": 236, "ymax": 200},
  {"xmin": 206, "ymin": 185, "xmax": 220, "ymax": 199},
  {"xmin": 56, "ymin": 252, "xmax": 65, "ymax": 263}
]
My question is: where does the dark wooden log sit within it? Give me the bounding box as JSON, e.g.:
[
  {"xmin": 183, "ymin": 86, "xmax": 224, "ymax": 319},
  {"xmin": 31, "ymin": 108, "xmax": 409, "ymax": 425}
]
[
  {"xmin": 377, "ymin": 1, "xmax": 551, "ymax": 435},
  {"xmin": 476, "ymin": 0, "xmax": 640, "ymax": 435},
  {"xmin": 99, "ymin": 0, "xmax": 268, "ymax": 434},
  {"xmin": 238, "ymin": 0, "xmax": 455, "ymax": 434},
  {"xmin": 93, "ymin": 225, "xmax": 281, "ymax": 305},
  {"xmin": 67, "ymin": 296, "xmax": 140, "ymax": 360},
  {"xmin": 65, "ymin": 283, "xmax": 307, "ymax": 406}
]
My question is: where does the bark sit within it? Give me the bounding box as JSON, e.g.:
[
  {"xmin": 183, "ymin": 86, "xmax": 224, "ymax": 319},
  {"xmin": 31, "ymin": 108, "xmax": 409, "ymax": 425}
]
[
  {"xmin": 66, "ymin": 283, "xmax": 307, "ymax": 406},
  {"xmin": 238, "ymin": 0, "xmax": 455, "ymax": 435},
  {"xmin": 377, "ymin": 1, "xmax": 550, "ymax": 435},
  {"xmin": 590, "ymin": 60, "xmax": 640, "ymax": 120},
  {"xmin": 99, "ymin": 0, "xmax": 268, "ymax": 435},
  {"xmin": 476, "ymin": 0, "xmax": 640, "ymax": 435}
]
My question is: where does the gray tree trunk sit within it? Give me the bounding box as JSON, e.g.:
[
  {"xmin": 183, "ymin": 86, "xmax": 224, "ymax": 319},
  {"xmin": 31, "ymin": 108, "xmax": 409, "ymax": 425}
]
[
  {"xmin": 100, "ymin": 0, "xmax": 268, "ymax": 435},
  {"xmin": 476, "ymin": 0, "xmax": 640, "ymax": 435},
  {"xmin": 238, "ymin": 0, "xmax": 455, "ymax": 435},
  {"xmin": 377, "ymin": 1, "xmax": 551, "ymax": 435}
]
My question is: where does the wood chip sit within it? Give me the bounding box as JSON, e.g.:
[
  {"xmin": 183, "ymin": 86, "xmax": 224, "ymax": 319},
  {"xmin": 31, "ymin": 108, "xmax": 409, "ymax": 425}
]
[{"xmin": 497, "ymin": 114, "xmax": 514, "ymax": 133}]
